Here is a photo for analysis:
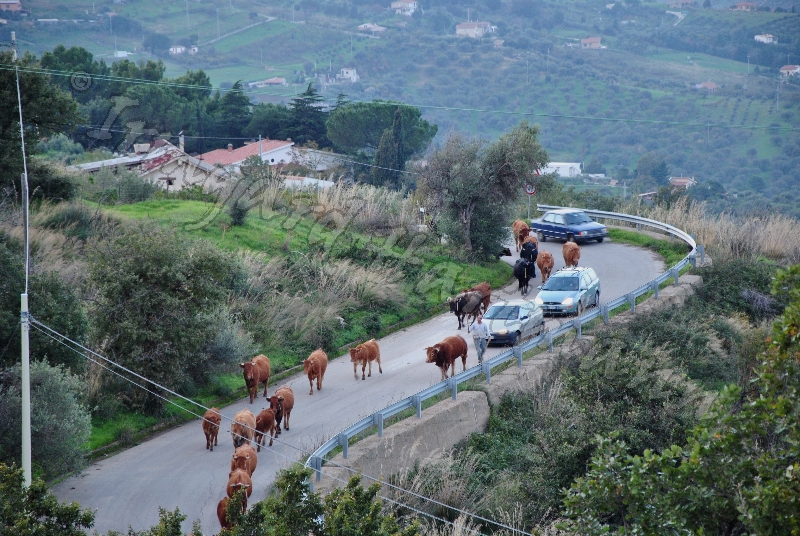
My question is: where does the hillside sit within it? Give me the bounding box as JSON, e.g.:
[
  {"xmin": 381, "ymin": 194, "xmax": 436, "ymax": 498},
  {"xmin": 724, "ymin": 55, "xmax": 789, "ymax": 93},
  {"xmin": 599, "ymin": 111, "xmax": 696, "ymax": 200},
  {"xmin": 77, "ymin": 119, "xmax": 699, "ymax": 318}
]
[{"xmin": 4, "ymin": 0, "xmax": 800, "ymax": 215}]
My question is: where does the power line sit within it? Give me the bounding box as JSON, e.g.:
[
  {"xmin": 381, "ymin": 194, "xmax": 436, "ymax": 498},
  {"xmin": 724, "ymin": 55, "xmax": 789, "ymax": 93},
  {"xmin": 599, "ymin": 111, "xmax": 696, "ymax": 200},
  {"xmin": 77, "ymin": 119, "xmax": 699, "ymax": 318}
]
[{"xmin": 27, "ymin": 318, "xmax": 526, "ymax": 535}]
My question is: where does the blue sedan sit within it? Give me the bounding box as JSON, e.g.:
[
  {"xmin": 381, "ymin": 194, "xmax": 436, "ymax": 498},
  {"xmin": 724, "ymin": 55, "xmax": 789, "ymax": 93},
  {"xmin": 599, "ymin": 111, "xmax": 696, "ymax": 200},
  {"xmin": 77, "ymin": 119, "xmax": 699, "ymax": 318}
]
[{"xmin": 530, "ymin": 209, "xmax": 608, "ymax": 243}]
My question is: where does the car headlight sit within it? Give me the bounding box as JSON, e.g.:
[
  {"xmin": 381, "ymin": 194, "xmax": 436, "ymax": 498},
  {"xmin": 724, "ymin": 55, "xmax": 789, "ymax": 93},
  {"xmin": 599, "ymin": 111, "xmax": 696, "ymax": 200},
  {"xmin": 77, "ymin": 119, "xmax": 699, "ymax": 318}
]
[
  {"xmin": 534, "ymin": 296, "xmax": 543, "ymax": 305},
  {"xmin": 496, "ymin": 329, "xmax": 508, "ymax": 335},
  {"xmin": 577, "ymin": 231, "xmax": 586, "ymax": 236},
  {"xmin": 561, "ymin": 297, "xmax": 574, "ymax": 305}
]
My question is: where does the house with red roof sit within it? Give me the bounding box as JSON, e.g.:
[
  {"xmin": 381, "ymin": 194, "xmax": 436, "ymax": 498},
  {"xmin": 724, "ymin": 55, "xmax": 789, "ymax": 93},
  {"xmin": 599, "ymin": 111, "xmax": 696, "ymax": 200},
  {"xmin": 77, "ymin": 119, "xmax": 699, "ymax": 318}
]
[
  {"xmin": 581, "ymin": 36, "xmax": 602, "ymax": 49},
  {"xmin": 669, "ymin": 176, "xmax": 697, "ymax": 189},
  {"xmin": 780, "ymin": 65, "xmax": 800, "ymax": 76},
  {"xmin": 733, "ymin": 2, "xmax": 756, "ymax": 10},
  {"xmin": 198, "ymin": 139, "xmax": 295, "ymax": 173}
]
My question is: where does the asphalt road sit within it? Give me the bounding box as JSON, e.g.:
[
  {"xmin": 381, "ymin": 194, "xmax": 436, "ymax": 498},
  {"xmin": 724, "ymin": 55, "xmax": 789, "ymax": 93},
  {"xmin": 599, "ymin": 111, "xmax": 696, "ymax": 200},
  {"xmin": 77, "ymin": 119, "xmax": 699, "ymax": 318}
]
[{"xmin": 52, "ymin": 238, "xmax": 664, "ymax": 535}]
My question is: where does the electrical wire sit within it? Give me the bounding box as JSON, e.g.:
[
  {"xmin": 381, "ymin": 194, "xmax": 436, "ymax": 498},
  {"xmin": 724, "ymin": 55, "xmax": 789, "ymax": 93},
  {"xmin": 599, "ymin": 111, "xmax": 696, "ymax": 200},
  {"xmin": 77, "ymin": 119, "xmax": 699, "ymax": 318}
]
[{"xmin": 28, "ymin": 318, "xmax": 527, "ymax": 535}]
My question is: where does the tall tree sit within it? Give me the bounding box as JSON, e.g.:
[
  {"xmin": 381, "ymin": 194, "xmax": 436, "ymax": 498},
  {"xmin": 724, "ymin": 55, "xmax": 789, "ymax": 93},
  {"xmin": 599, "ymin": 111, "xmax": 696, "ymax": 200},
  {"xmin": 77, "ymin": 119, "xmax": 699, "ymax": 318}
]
[
  {"xmin": 418, "ymin": 121, "xmax": 548, "ymax": 252},
  {"xmin": 371, "ymin": 107, "xmax": 407, "ymax": 189},
  {"xmin": 208, "ymin": 80, "xmax": 251, "ymax": 143},
  {"xmin": 0, "ymin": 51, "xmax": 81, "ymax": 198},
  {"xmin": 635, "ymin": 152, "xmax": 671, "ymax": 188},
  {"xmin": 326, "ymin": 100, "xmax": 437, "ymax": 155},
  {"xmin": 286, "ymin": 82, "xmax": 329, "ymax": 146},
  {"xmin": 39, "ymin": 45, "xmax": 110, "ymax": 103}
]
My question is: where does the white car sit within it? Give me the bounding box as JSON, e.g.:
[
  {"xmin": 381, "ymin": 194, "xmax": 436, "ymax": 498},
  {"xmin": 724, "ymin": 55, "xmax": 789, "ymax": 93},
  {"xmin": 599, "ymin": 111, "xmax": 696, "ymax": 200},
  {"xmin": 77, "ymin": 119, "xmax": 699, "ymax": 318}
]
[{"xmin": 483, "ymin": 299, "xmax": 546, "ymax": 346}]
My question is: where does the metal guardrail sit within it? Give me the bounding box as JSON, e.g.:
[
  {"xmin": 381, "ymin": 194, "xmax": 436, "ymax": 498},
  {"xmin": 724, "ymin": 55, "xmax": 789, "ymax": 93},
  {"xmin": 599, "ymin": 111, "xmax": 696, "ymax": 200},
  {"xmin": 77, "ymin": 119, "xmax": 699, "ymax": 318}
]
[{"xmin": 306, "ymin": 206, "xmax": 702, "ymax": 484}]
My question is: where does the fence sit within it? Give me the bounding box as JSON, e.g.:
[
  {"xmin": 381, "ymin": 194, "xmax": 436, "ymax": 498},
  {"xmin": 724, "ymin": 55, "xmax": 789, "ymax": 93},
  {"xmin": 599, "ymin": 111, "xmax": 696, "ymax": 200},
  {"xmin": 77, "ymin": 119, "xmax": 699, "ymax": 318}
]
[{"xmin": 306, "ymin": 205, "xmax": 703, "ymax": 483}]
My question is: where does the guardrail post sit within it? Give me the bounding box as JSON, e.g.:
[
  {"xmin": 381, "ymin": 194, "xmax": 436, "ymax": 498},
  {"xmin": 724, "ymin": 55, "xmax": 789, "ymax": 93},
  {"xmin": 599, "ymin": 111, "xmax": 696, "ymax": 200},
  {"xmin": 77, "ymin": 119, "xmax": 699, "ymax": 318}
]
[
  {"xmin": 628, "ymin": 293, "xmax": 636, "ymax": 313},
  {"xmin": 513, "ymin": 345, "xmax": 523, "ymax": 367},
  {"xmin": 672, "ymin": 267, "xmax": 680, "ymax": 286},
  {"xmin": 602, "ymin": 304, "xmax": 610, "ymax": 324},
  {"xmin": 338, "ymin": 433, "xmax": 349, "ymax": 459},
  {"xmin": 412, "ymin": 394, "xmax": 422, "ymax": 418},
  {"xmin": 448, "ymin": 377, "xmax": 458, "ymax": 400},
  {"xmin": 547, "ymin": 331, "xmax": 554, "ymax": 352},
  {"xmin": 482, "ymin": 361, "xmax": 491, "ymax": 384},
  {"xmin": 572, "ymin": 317, "xmax": 582, "ymax": 339},
  {"xmin": 689, "ymin": 253, "xmax": 697, "ymax": 268},
  {"xmin": 311, "ymin": 455, "xmax": 322, "ymax": 482},
  {"xmin": 373, "ymin": 412, "xmax": 384, "ymax": 437},
  {"xmin": 651, "ymin": 280, "xmax": 659, "ymax": 299},
  {"xmin": 698, "ymin": 244, "xmax": 705, "ymax": 265}
]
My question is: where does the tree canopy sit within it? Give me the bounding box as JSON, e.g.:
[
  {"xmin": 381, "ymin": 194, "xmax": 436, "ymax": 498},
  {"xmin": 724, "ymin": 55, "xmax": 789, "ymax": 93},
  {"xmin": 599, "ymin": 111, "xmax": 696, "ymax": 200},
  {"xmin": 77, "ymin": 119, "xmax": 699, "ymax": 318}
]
[{"xmin": 326, "ymin": 100, "xmax": 437, "ymax": 156}]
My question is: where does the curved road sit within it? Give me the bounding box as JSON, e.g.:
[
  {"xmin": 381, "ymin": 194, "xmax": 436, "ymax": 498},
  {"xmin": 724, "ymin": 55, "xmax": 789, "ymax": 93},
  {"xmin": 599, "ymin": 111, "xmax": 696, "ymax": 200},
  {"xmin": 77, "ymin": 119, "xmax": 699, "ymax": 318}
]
[{"xmin": 53, "ymin": 238, "xmax": 664, "ymax": 534}]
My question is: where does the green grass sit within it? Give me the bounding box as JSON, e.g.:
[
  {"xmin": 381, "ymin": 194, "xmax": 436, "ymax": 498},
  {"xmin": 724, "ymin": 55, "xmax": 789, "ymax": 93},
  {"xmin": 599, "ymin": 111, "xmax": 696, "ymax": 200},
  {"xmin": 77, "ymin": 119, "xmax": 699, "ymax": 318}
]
[
  {"xmin": 88, "ymin": 412, "xmax": 158, "ymax": 452},
  {"xmin": 650, "ymin": 51, "xmax": 750, "ymax": 75},
  {"xmin": 608, "ymin": 228, "xmax": 691, "ymax": 267}
]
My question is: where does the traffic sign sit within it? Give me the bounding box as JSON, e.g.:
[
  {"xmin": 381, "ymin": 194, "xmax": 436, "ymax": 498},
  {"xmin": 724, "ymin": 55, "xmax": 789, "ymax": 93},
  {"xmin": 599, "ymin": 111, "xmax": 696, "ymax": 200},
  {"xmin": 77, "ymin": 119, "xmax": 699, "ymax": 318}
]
[{"xmin": 525, "ymin": 183, "xmax": 536, "ymax": 195}]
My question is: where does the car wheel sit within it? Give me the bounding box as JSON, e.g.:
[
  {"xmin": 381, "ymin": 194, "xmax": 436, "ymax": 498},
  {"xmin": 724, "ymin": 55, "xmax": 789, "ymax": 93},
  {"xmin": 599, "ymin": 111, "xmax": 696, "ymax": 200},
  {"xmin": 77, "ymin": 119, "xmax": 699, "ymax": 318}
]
[
  {"xmin": 511, "ymin": 332, "xmax": 520, "ymax": 346},
  {"xmin": 566, "ymin": 233, "xmax": 575, "ymax": 243},
  {"xmin": 537, "ymin": 321, "xmax": 545, "ymax": 336},
  {"xmin": 596, "ymin": 237, "xmax": 604, "ymax": 243},
  {"xmin": 594, "ymin": 292, "xmax": 600, "ymax": 307},
  {"xmin": 576, "ymin": 301, "xmax": 585, "ymax": 316},
  {"xmin": 538, "ymin": 231, "xmax": 546, "ymax": 242}
]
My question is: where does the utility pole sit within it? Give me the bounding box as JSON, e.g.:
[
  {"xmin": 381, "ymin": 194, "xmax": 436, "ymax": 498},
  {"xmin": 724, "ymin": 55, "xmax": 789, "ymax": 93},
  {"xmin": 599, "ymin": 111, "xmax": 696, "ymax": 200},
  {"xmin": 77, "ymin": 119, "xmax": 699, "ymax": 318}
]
[
  {"xmin": 526, "ymin": 60, "xmax": 529, "ymax": 84},
  {"xmin": 745, "ymin": 54, "xmax": 749, "ymax": 90},
  {"xmin": 185, "ymin": 0, "xmax": 189, "ymax": 31},
  {"xmin": 216, "ymin": 8, "xmax": 220, "ymax": 38},
  {"xmin": 10, "ymin": 30, "xmax": 32, "ymax": 488}
]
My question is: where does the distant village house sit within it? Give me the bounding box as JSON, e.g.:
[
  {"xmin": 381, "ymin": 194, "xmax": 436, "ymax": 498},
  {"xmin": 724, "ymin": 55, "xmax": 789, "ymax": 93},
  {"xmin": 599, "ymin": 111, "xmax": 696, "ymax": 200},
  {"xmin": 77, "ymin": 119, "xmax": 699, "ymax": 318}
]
[
  {"xmin": 754, "ymin": 34, "xmax": 775, "ymax": 44},
  {"xmin": 390, "ymin": 0, "xmax": 417, "ymax": 16},
  {"xmin": 358, "ymin": 23, "xmax": 386, "ymax": 33},
  {"xmin": 732, "ymin": 2, "xmax": 756, "ymax": 11},
  {"xmin": 780, "ymin": 65, "xmax": 799, "ymax": 76},
  {"xmin": 669, "ymin": 176, "xmax": 697, "ymax": 189},
  {"xmin": 669, "ymin": 0, "xmax": 695, "ymax": 8},
  {"xmin": 0, "ymin": 1, "xmax": 22, "ymax": 11},
  {"xmin": 580, "ymin": 36, "xmax": 602, "ymax": 49},
  {"xmin": 169, "ymin": 45, "xmax": 186, "ymax": 55},
  {"xmin": 695, "ymin": 81, "xmax": 717, "ymax": 91},
  {"xmin": 336, "ymin": 68, "xmax": 359, "ymax": 83},
  {"xmin": 248, "ymin": 77, "xmax": 287, "ymax": 88},
  {"xmin": 455, "ymin": 21, "xmax": 495, "ymax": 38}
]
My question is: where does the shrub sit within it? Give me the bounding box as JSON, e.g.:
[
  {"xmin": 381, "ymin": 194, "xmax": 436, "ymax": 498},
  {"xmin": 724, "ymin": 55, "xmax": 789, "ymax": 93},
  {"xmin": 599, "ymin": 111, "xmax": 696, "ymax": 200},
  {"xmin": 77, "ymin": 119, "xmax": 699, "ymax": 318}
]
[
  {"xmin": 0, "ymin": 360, "xmax": 91, "ymax": 480},
  {"xmin": 227, "ymin": 199, "xmax": 250, "ymax": 226}
]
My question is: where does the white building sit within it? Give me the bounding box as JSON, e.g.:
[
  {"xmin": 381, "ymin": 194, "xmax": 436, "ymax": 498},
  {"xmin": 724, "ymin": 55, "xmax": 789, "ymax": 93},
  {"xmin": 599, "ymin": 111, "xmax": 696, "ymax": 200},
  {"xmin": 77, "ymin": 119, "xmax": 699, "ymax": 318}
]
[
  {"xmin": 198, "ymin": 139, "xmax": 295, "ymax": 174},
  {"xmin": 169, "ymin": 45, "xmax": 186, "ymax": 55},
  {"xmin": 754, "ymin": 34, "xmax": 776, "ymax": 44},
  {"xmin": 455, "ymin": 21, "xmax": 494, "ymax": 38},
  {"xmin": 390, "ymin": 0, "xmax": 417, "ymax": 16},
  {"xmin": 543, "ymin": 162, "xmax": 582, "ymax": 177},
  {"xmin": 336, "ymin": 68, "xmax": 359, "ymax": 83}
]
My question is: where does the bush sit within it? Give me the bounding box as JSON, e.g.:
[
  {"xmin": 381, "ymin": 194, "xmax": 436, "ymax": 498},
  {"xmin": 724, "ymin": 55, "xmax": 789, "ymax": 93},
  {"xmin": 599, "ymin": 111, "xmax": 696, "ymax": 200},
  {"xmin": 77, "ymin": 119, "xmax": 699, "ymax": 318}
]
[
  {"xmin": 0, "ymin": 361, "xmax": 91, "ymax": 480},
  {"xmin": 26, "ymin": 159, "xmax": 78, "ymax": 202},
  {"xmin": 227, "ymin": 199, "xmax": 250, "ymax": 226}
]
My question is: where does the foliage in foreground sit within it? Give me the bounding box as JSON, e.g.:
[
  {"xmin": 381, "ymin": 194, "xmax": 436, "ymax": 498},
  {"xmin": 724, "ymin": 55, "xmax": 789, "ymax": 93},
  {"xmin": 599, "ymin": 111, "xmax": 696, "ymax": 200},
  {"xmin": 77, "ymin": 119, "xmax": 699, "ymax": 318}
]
[
  {"xmin": 561, "ymin": 264, "xmax": 800, "ymax": 535},
  {"xmin": 0, "ymin": 360, "xmax": 91, "ymax": 480}
]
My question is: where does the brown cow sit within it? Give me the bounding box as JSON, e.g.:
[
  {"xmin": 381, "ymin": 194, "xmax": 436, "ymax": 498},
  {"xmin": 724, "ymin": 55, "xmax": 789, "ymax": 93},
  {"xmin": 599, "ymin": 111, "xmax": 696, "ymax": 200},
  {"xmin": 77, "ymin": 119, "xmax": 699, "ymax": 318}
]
[
  {"xmin": 537, "ymin": 250, "xmax": 555, "ymax": 284},
  {"xmin": 425, "ymin": 335, "xmax": 468, "ymax": 381},
  {"xmin": 240, "ymin": 355, "xmax": 270, "ymax": 404},
  {"xmin": 464, "ymin": 282, "xmax": 491, "ymax": 314},
  {"xmin": 218, "ymin": 493, "xmax": 248, "ymax": 529},
  {"xmin": 349, "ymin": 339, "xmax": 383, "ymax": 381},
  {"xmin": 202, "ymin": 407, "xmax": 221, "ymax": 451},
  {"xmin": 303, "ymin": 348, "xmax": 328, "ymax": 395},
  {"xmin": 268, "ymin": 395, "xmax": 284, "ymax": 435},
  {"xmin": 231, "ymin": 409, "xmax": 256, "ymax": 448},
  {"xmin": 512, "ymin": 219, "xmax": 531, "ymax": 252},
  {"xmin": 254, "ymin": 408, "xmax": 276, "ymax": 451},
  {"xmin": 274, "ymin": 386, "xmax": 295, "ymax": 432},
  {"xmin": 230, "ymin": 444, "xmax": 258, "ymax": 476},
  {"xmin": 226, "ymin": 468, "xmax": 253, "ymax": 499},
  {"xmin": 563, "ymin": 242, "xmax": 581, "ymax": 268}
]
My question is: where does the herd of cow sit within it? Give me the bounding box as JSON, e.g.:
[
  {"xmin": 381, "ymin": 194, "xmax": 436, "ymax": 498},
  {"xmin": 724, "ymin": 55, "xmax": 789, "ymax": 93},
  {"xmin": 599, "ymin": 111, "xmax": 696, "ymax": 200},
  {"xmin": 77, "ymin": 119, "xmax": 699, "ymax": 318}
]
[
  {"xmin": 199, "ymin": 340, "xmax": 387, "ymax": 530},
  {"xmin": 200, "ymin": 221, "xmax": 589, "ymax": 529}
]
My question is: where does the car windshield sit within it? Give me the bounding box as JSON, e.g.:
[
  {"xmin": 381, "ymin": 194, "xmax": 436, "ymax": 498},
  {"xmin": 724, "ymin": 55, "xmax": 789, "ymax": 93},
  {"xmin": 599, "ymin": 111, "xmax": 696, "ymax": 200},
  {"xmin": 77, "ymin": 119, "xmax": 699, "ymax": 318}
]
[
  {"xmin": 484, "ymin": 306, "xmax": 520, "ymax": 320},
  {"xmin": 542, "ymin": 277, "xmax": 580, "ymax": 291},
  {"xmin": 564, "ymin": 212, "xmax": 593, "ymax": 224}
]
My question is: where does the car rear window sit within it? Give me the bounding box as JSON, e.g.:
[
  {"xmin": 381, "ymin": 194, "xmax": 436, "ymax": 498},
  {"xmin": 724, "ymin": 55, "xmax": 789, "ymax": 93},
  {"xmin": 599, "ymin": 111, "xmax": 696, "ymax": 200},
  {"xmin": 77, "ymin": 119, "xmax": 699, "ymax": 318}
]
[
  {"xmin": 485, "ymin": 306, "xmax": 520, "ymax": 320},
  {"xmin": 564, "ymin": 213, "xmax": 593, "ymax": 224},
  {"xmin": 542, "ymin": 277, "xmax": 580, "ymax": 291}
]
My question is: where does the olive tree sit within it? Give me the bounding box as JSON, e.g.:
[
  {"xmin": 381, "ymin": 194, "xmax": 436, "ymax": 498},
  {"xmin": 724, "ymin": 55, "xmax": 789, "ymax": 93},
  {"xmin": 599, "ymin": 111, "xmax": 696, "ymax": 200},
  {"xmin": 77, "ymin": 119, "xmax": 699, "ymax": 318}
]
[{"xmin": 417, "ymin": 121, "xmax": 549, "ymax": 253}]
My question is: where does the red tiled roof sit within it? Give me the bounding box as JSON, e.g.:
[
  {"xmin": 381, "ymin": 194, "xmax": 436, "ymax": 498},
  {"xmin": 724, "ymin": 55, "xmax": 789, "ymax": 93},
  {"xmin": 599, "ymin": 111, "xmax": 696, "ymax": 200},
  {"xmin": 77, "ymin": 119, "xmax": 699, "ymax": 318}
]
[
  {"xmin": 780, "ymin": 65, "xmax": 799, "ymax": 71},
  {"xmin": 198, "ymin": 140, "xmax": 293, "ymax": 166}
]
